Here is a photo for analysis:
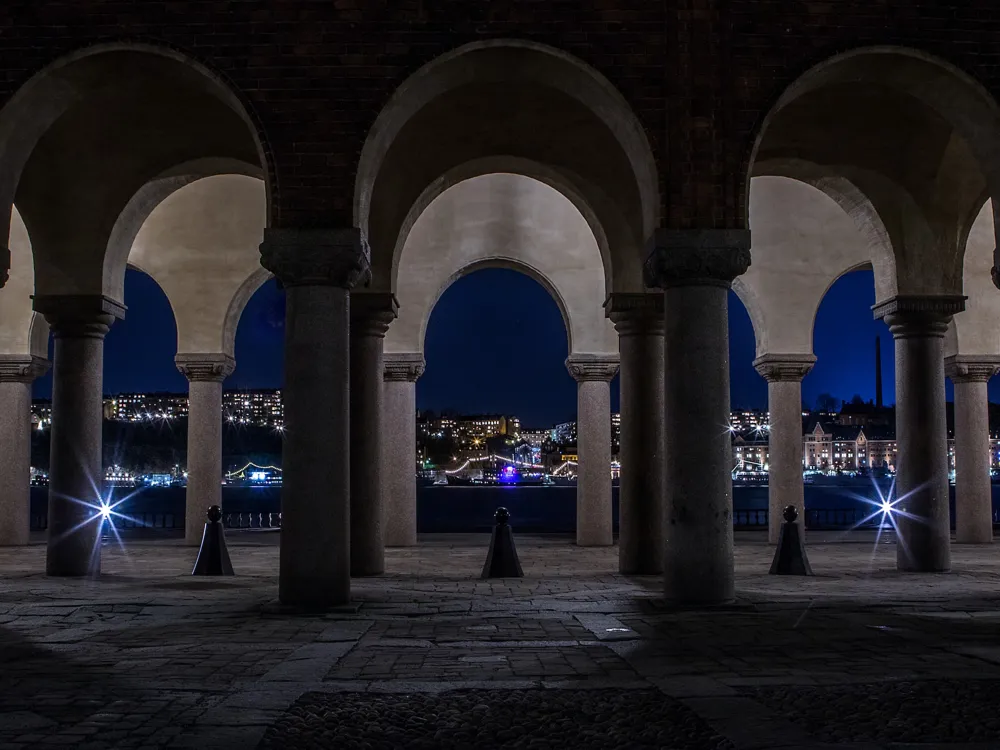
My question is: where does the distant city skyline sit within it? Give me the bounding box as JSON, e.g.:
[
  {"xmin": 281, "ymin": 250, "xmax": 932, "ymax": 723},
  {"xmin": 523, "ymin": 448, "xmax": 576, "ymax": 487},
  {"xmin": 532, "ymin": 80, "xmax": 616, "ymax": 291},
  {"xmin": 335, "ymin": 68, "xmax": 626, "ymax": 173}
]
[{"xmin": 32, "ymin": 267, "xmax": 975, "ymax": 422}]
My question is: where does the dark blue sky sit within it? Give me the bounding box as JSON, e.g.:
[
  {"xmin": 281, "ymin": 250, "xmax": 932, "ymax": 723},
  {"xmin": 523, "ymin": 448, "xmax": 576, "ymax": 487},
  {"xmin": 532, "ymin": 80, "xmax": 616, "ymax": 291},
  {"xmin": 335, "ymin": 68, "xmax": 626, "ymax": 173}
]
[{"xmin": 33, "ymin": 266, "xmax": 973, "ymax": 421}]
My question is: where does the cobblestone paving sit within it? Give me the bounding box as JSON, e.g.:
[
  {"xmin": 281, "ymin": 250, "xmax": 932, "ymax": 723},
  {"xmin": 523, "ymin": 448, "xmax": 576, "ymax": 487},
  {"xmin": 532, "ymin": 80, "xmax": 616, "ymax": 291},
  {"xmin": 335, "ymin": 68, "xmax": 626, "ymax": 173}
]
[
  {"xmin": 258, "ymin": 689, "xmax": 735, "ymax": 749},
  {"xmin": 750, "ymin": 679, "xmax": 1000, "ymax": 745},
  {"xmin": 0, "ymin": 532, "xmax": 998, "ymax": 748}
]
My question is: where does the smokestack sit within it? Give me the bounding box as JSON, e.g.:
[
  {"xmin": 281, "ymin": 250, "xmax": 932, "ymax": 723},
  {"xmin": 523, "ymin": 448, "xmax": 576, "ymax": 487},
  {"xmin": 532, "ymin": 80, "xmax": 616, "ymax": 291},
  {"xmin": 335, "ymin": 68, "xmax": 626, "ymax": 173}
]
[{"xmin": 875, "ymin": 336, "xmax": 883, "ymax": 409}]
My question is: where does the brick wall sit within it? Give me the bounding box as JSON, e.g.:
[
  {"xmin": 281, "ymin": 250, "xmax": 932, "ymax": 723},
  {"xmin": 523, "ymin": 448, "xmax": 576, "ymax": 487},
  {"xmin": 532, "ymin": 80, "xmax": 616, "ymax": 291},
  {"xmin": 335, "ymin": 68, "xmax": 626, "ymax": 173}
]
[{"xmin": 0, "ymin": 1, "xmax": 996, "ymax": 231}]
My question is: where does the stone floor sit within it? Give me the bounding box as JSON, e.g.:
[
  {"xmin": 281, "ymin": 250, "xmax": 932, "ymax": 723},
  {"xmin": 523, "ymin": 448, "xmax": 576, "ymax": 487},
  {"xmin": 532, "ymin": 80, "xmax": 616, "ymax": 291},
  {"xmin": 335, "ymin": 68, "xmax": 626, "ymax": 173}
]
[{"xmin": 0, "ymin": 531, "xmax": 999, "ymax": 749}]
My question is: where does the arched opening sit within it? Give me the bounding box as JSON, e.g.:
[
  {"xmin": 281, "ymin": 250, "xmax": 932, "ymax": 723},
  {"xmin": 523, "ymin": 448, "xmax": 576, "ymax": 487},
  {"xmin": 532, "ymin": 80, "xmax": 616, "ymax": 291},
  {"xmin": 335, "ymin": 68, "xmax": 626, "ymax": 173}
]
[
  {"xmin": 415, "ymin": 267, "xmax": 620, "ymax": 534},
  {"xmin": 356, "ymin": 40, "xmax": 659, "ymax": 294},
  {"xmin": 748, "ymin": 48, "xmax": 1000, "ymax": 298},
  {"xmin": 0, "ymin": 44, "xmax": 269, "ymax": 301}
]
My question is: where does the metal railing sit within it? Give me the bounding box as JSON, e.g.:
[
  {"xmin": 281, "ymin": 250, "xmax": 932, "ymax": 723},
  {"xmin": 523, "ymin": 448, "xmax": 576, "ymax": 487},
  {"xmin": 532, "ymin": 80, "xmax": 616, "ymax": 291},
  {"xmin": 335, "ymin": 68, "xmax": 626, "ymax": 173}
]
[{"xmin": 28, "ymin": 511, "xmax": 281, "ymax": 532}]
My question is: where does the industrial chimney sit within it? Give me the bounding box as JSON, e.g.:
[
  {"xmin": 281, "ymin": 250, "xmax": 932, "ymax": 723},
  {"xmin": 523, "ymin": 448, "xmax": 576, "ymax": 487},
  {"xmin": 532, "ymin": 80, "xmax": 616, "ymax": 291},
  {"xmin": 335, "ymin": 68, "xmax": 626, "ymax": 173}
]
[{"xmin": 875, "ymin": 336, "xmax": 883, "ymax": 409}]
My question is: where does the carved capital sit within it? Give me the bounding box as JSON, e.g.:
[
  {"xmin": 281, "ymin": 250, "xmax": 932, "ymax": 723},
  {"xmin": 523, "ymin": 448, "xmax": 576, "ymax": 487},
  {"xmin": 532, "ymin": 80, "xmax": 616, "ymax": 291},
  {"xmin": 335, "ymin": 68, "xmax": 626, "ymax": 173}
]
[
  {"xmin": 259, "ymin": 228, "xmax": 371, "ymax": 289},
  {"xmin": 0, "ymin": 246, "xmax": 9, "ymax": 288},
  {"xmin": 753, "ymin": 353, "xmax": 816, "ymax": 383},
  {"xmin": 566, "ymin": 354, "xmax": 619, "ymax": 382},
  {"xmin": 944, "ymin": 354, "xmax": 1000, "ymax": 384},
  {"xmin": 175, "ymin": 353, "xmax": 235, "ymax": 382},
  {"xmin": 384, "ymin": 353, "xmax": 425, "ymax": 382},
  {"xmin": 351, "ymin": 292, "xmax": 398, "ymax": 338},
  {"xmin": 643, "ymin": 229, "xmax": 751, "ymax": 289},
  {"xmin": 605, "ymin": 293, "xmax": 665, "ymax": 336},
  {"xmin": 872, "ymin": 295, "xmax": 966, "ymax": 339},
  {"xmin": 33, "ymin": 294, "xmax": 125, "ymax": 339},
  {"xmin": 0, "ymin": 355, "xmax": 50, "ymax": 383}
]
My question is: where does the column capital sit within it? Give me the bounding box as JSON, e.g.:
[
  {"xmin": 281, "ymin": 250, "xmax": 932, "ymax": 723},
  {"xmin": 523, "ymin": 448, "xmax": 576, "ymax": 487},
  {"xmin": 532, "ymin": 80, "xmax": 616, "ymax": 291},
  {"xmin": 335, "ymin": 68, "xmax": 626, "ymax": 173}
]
[
  {"xmin": 753, "ymin": 353, "xmax": 816, "ymax": 383},
  {"xmin": 566, "ymin": 354, "xmax": 619, "ymax": 382},
  {"xmin": 944, "ymin": 354, "xmax": 1000, "ymax": 383},
  {"xmin": 872, "ymin": 294, "xmax": 966, "ymax": 338},
  {"xmin": 351, "ymin": 292, "xmax": 398, "ymax": 337},
  {"xmin": 175, "ymin": 353, "xmax": 235, "ymax": 382},
  {"xmin": 0, "ymin": 246, "xmax": 9, "ymax": 288},
  {"xmin": 259, "ymin": 228, "xmax": 371, "ymax": 289},
  {"xmin": 32, "ymin": 294, "xmax": 125, "ymax": 338},
  {"xmin": 0, "ymin": 354, "xmax": 50, "ymax": 383},
  {"xmin": 604, "ymin": 293, "xmax": 664, "ymax": 335},
  {"xmin": 643, "ymin": 229, "xmax": 751, "ymax": 289},
  {"xmin": 384, "ymin": 353, "xmax": 425, "ymax": 382}
]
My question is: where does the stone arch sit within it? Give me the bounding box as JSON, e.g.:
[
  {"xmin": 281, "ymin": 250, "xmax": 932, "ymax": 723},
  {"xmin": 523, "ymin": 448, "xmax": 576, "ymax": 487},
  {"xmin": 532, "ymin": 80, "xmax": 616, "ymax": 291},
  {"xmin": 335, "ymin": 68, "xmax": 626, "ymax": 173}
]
[
  {"xmin": 355, "ymin": 39, "xmax": 659, "ymax": 294},
  {"xmin": 127, "ymin": 174, "xmax": 267, "ymax": 357},
  {"xmin": 738, "ymin": 176, "xmax": 879, "ymax": 359},
  {"xmin": 0, "ymin": 206, "xmax": 44, "ymax": 357},
  {"xmin": 222, "ymin": 267, "xmax": 274, "ymax": 357},
  {"xmin": 747, "ymin": 46, "xmax": 1000, "ymax": 297},
  {"xmin": 0, "ymin": 42, "xmax": 271, "ymax": 299},
  {"xmin": 946, "ymin": 200, "xmax": 1000, "ymax": 358},
  {"xmin": 384, "ymin": 174, "xmax": 618, "ymax": 358}
]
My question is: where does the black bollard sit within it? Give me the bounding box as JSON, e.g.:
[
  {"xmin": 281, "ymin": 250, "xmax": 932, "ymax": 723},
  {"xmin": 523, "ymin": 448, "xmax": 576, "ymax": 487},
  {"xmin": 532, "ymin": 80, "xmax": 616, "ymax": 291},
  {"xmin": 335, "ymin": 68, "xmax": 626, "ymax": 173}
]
[
  {"xmin": 192, "ymin": 505, "xmax": 235, "ymax": 576},
  {"xmin": 769, "ymin": 505, "xmax": 813, "ymax": 576},
  {"xmin": 481, "ymin": 507, "xmax": 524, "ymax": 579}
]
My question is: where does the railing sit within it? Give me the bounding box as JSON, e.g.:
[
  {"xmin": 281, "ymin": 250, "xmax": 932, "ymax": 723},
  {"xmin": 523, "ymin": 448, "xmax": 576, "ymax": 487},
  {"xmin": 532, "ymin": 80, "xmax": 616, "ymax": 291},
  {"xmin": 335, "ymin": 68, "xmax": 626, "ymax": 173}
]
[
  {"xmin": 735, "ymin": 508, "xmax": 893, "ymax": 530},
  {"xmin": 28, "ymin": 511, "xmax": 282, "ymax": 532}
]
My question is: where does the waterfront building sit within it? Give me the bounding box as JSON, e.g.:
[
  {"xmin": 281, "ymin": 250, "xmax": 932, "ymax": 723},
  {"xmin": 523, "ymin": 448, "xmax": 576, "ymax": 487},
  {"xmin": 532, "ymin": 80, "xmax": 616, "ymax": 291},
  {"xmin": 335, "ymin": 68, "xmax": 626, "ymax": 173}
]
[
  {"xmin": 222, "ymin": 389, "xmax": 283, "ymax": 427},
  {"xmin": 729, "ymin": 409, "xmax": 770, "ymax": 434},
  {"xmin": 104, "ymin": 392, "xmax": 189, "ymax": 422}
]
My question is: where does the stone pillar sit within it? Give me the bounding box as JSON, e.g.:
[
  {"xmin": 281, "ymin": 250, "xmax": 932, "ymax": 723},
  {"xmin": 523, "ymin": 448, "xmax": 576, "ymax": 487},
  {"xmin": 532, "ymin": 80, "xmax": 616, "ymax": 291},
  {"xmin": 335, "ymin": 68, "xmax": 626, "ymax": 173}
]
[
  {"xmin": 34, "ymin": 295, "xmax": 124, "ymax": 577},
  {"xmin": 175, "ymin": 353, "xmax": 235, "ymax": 545},
  {"xmin": 944, "ymin": 354, "xmax": 998, "ymax": 544},
  {"xmin": 566, "ymin": 355, "xmax": 619, "ymax": 546},
  {"xmin": 349, "ymin": 293, "xmax": 397, "ymax": 575},
  {"xmin": 645, "ymin": 229, "xmax": 751, "ymax": 604},
  {"xmin": 874, "ymin": 295, "xmax": 965, "ymax": 572},
  {"xmin": 753, "ymin": 354, "xmax": 815, "ymax": 544},
  {"xmin": 260, "ymin": 228, "xmax": 370, "ymax": 608},
  {"xmin": 382, "ymin": 353, "xmax": 425, "ymax": 547},
  {"xmin": 606, "ymin": 293, "xmax": 665, "ymax": 573},
  {"xmin": 0, "ymin": 356, "xmax": 50, "ymax": 545}
]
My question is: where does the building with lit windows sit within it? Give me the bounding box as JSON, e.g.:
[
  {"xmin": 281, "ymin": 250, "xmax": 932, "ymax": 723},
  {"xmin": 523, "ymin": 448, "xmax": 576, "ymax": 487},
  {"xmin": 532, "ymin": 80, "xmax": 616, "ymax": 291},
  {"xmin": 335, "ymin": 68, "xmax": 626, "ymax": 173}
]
[
  {"xmin": 103, "ymin": 393, "xmax": 189, "ymax": 422},
  {"xmin": 222, "ymin": 389, "xmax": 283, "ymax": 427}
]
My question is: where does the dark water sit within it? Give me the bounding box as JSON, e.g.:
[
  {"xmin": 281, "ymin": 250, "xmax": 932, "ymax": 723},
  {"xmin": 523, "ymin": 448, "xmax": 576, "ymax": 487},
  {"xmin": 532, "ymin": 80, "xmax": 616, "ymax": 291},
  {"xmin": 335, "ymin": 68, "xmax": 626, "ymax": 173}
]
[{"xmin": 28, "ymin": 482, "xmax": 998, "ymax": 533}]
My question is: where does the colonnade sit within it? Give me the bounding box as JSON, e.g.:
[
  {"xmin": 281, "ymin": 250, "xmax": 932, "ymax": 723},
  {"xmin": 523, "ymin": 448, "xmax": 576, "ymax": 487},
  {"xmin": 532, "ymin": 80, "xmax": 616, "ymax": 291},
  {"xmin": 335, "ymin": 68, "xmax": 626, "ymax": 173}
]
[{"xmin": 0, "ymin": 232, "xmax": 997, "ymax": 609}]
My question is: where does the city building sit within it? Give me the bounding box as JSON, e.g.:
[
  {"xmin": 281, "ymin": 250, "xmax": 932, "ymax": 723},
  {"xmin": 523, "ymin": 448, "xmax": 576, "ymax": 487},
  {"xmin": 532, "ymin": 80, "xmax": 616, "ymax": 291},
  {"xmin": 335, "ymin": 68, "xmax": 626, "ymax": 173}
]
[
  {"xmin": 104, "ymin": 392, "xmax": 189, "ymax": 422},
  {"xmin": 223, "ymin": 389, "xmax": 283, "ymax": 427},
  {"xmin": 729, "ymin": 409, "xmax": 769, "ymax": 434},
  {"xmin": 802, "ymin": 422, "xmax": 898, "ymax": 472}
]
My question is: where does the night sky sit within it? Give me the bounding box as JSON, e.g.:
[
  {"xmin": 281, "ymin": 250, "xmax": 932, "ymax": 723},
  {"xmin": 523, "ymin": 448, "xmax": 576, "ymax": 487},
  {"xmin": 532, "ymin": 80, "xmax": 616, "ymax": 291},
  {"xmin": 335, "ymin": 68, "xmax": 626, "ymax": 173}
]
[{"xmin": 33, "ymin": 267, "xmax": 974, "ymax": 422}]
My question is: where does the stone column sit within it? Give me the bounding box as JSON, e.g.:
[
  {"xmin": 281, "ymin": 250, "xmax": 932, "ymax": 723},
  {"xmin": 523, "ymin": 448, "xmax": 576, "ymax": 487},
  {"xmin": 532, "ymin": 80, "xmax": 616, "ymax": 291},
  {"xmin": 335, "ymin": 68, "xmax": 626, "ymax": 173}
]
[
  {"xmin": 566, "ymin": 355, "xmax": 619, "ymax": 546},
  {"xmin": 606, "ymin": 293, "xmax": 665, "ymax": 573},
  {"xmin": 0, "ymin": 356, "xmax": 50, "ymax": 545},
  {"xmin": 944, "ymin": 354, "xmax": 998, "ymax": 544},
  {"xmin": 33, "ymin": 295, "xmax": 124, "ymax": 576},
  {"xmin": 175, "ymin": 353, "xmax": 235, "ymax": 545},
  {"xmin": 349, "ymin": 293, "xmax": 397, "ymax": 576},
  {"xmin": 645, "ymin": 229, "xmax": 751, "ymax": 604},
  {"xmin": 753, "ymin": 354, "xmax": 815, "ymax": 544},
  {"xmin": 382, "ymin": 353, "xmax": 425, "ymax": 547},
  {"xmin": 260, "ymin": 228, "xmax": 370, "ymax": 608},
  {"xmin": 874, "ymin": 295, "xmax": 965, "ymax": 572}
]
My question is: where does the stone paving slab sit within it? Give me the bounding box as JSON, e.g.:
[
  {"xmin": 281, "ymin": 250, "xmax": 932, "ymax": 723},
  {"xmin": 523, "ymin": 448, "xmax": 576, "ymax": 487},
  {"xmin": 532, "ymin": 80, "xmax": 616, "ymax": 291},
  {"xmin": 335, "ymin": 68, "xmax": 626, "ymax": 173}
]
[{"xmin": 0, "ymin": 534, "xmax": 998, "ymax": 748}]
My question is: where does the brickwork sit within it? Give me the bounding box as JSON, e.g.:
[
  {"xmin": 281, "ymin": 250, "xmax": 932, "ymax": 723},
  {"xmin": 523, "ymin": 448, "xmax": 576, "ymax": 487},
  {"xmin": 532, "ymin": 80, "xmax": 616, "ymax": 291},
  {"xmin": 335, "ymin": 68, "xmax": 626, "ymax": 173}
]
[{"xmin": 0, "ymin": 2, "xmax": 997, "ymax": 229}]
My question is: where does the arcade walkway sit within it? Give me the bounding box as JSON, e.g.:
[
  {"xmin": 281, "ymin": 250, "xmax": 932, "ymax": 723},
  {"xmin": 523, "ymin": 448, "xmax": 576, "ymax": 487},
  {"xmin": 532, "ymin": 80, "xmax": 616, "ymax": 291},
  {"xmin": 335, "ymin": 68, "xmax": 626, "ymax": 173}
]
[{"xmin": 1, "ymin": 534, "xmax": 999, "ymax": 749}]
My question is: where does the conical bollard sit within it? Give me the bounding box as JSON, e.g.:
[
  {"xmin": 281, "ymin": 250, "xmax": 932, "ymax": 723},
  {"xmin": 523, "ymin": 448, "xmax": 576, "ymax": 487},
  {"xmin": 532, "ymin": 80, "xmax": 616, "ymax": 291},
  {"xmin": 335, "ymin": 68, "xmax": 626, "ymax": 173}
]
[
  {"xmin": 769, "ymin": 505, "xmax": 813, "ymax": 576},
  {"xmin": 481, "ymin": 507, "xmax": 524, "ymax": 578},
  {"xmin": 192, "ymin": 505, "xmax": 235, "ymax": 576}
]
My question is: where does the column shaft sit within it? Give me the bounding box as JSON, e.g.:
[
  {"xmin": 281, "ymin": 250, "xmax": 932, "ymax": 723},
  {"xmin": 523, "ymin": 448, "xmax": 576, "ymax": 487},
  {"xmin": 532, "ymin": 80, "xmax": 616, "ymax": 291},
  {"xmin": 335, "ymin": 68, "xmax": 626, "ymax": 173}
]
[
  {"xmin": 876, "ymin": 296, "xmax": 964, "ymax": 573},
  {"xmin": 946, "ymin": 356, "xmax": 998, "ymax": 544},
  {"xmin": 176, "ymin": 353, "xmax": 234, "ymax": 546},
  {"xmin": 261, "ymin": 228, "xmax": 369, "ymax": 609},
  {"xmin": 383, "ymin": 355, "xmax": 424, "ymax": 547},
  {"xmin": 754, "ymin": 355, "xmax": 814, "ymax": 544},
  {"xmin": 646, "ymin": 229, "xmax": 751, "ymax": 605},
  {"xmin": 0, "ymin": 376, "xmax": 35, "ymax": 545},
  {"xmin": 608, "ymin": 294, "xmax": 665, "ymax": 574},
  {"xmin": 953, "ymin": 380, "xmax": 992, "ymax": 543},
  {"xmin": 43, "ymin": 315, "xmax": 114, "ymax": 576},
  {"xmin": 349, "ymin": 294, "xmax": 395, "ymax": 576},
  {"xmin": 577, "ymin": 378, "xmax": 613, "ymax": 546}
]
